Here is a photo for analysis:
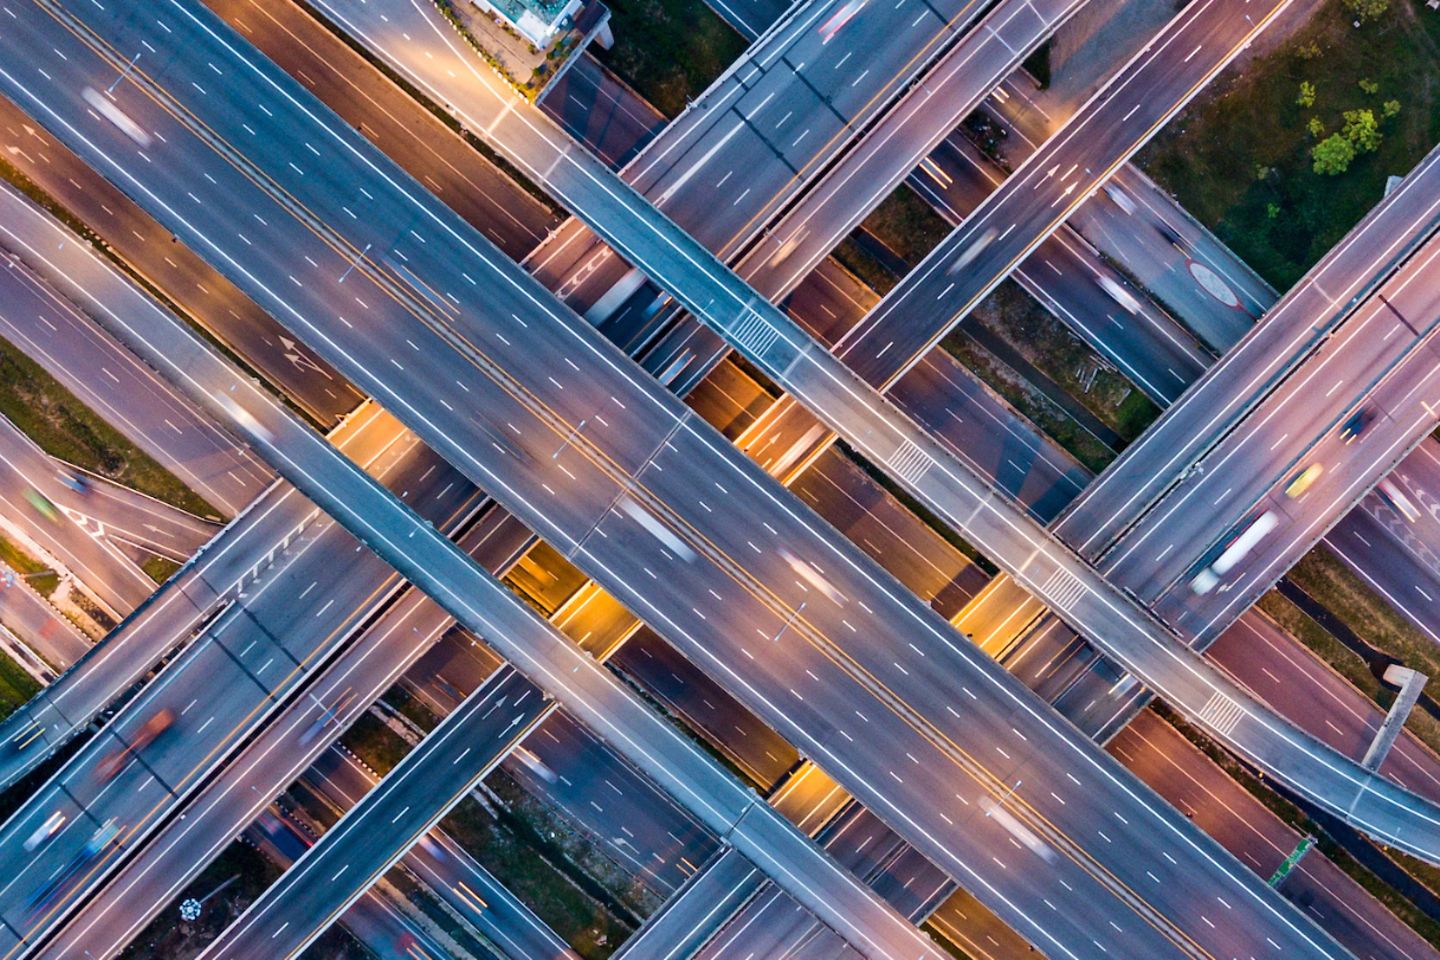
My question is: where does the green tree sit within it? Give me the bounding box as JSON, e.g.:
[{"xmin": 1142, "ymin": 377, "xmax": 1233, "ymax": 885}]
[
  {"xmin": 1307, "ymin": 116, "xmax": 1325, "ymax": 138},
  {"xmin": 1312, "ymin": 134, "xmax": 1356, "ymax": 175},
  {"xmin": 1296, "ymin": 81, "xmax": 1316, "ymax": 108},
  {"xmin": 1342, "ymin": 108, "xmax": 1382, "ymax": 153},
  {"xmin": 1383, "ymin": 99, "xmax": 1401, "ymax": 118},
  {"xmin": 1358, "ymin": 78, "xmax": 1379, "ymax": 95},
  {"xmin": 1342, "ymin": 0, "xmax": 1388, "ymax": 21}
]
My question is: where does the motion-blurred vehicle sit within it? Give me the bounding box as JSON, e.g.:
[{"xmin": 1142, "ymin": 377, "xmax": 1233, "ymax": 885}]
[
  {"xmin": 299, "ymin": 689, "xmax": 356, "ymax": 746},
  {"xmin": 97, "ymin": 707, "xmax": 175, "ymax": 782},
  {"xmin": 617, "ymin": 496, "xmax": 695, "ymax": 561},
  {"xmin": 214, "ymin": 391, "xmax": 275, "ymax": 445},
  {"xmin": 1098, "ymin": 274, "xmax": 1140, "ymax": 315},
  {"xmin": 60, "ymin": 473, "xmax": 89, "ymax": 495},
  {"xmin": 818, "ymin": 0, "xmax": 867, "ymax": 43},
  {"xmin": 26, "ymin": 819, "xmax": 121, "ymax": 914},
  {"xmin": 780, "ymin": 549, "xmax": 845, "ymax": 604},
  {"xmin": 24, "ymin": 488, "xmax": 58, "ymax": 522},
  {"xmin": 1190, "ymin": 510, "xmax": 1278, "ymax": 595},
  {"xmin": 1284, "ymin": 463, "xmax": 1323, "ymax": 498},
  {"xmin": 1377, "ymin": 478, "xmax": 1421, "ymax": 523},
  {"xmin": 513, "ymin": 745, "xmax": 558, "ymax": 784},
  {"xmin": 82, "ymin": 87, "xmax": 152, "ymax": 147},
  {"xmin": 980, "ymin": 794, "xmax": 1056, "ymax": 863},
  {"xmin": 22, "ymin": 811, "xmax": 65, "ymax": 852},
  {"xmin": 947, "ymin": 227, "xmax": 997, "ymax": 275},
  {"xmin": 1104, "ymin": 183, "xmax": 1137, "ymax": 215},
  {"xmin": 1339, "ymin": 408, "xmax": 1375, "ymax": 444}
]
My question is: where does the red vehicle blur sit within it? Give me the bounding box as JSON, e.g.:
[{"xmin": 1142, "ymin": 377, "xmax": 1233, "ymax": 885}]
[{"xmin": 97, "ymin": 708, "xmax": 175, "ymax": 782}]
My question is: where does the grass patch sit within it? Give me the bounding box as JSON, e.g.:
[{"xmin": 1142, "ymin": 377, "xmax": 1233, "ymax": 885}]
[
  {"xmin": 0, "ymin": 651, "xmax": 40, "ymax": 723},
  {"xmin": 0, "ymin": 334, "xmax": 216, "ymax": 518},
  {"xmin": 859, "ymin": 184, "xmax": 954, "ymax": 267},
  {"xmin": 441, "ymin": 794, "xmax": 633, "ymax": 959},
  {"xmin": 1139, "ymin": 0, "xmax": 1440, "ymax": 289},
  {"xmin": 832, "ymin": 236, "xmax": 899, "ymax": 296},
  {"xmin": 593, "ymin": 0, "xmax": 749, "ymax": 118},
  {"xmin": 1255, "ymin": 587, "xmax": 1440, "ymax": 760},
  {"xmin": 942, "ymin": 330, "xmax": 1114, "ymax": 473},
  {"xmin": 1288, "ymin": 543, "xmax": 1440, "ymax": 708},
  {"xmin": 972, "ymin": 281, "xmax": 1160, "ymax": 443},
  {"xmin": 832, "ymin": 184, "xmax": 955, "ymax": 297},
  {"xmin": 338, "ymin": 710, "xmax": 413, "ymax": 777},
  {"xmin": 0, "ymin": 534, "xmax": 49, "ymax": 578},
  {"xmin": 1156, "ymin": 701, "xmax": 1440, "ymax": 951},
  {"xmin": 119, "ymin": 840, "xmax": 283, "ymax": 960},
  {"xmin": 141, "ymin": 555, "xmax": 182, "ymax": 585}
]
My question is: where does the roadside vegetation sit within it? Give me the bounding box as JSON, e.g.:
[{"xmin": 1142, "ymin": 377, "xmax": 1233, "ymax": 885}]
[
  {"xmin": 1256, "ymin": 577, "xmax": 1440, "ymax": 762},
  {"xmin": 0, "ymin": 533, "xmax": 58, "ymax": 598},
  {"xmin": 140, "ymin": 554, "xmax": 183, "ymax": 585},
  {"xmin": 593, "ymin": 0, "xmax": 748, "ymax": 117},
  {"xmin": 441, "ymin": 788, "xmax": 634, "ymax": 960},
  {"xmin": 0, "ymin": 650, "xmax": 40, "ymax": 723},
  {"xmin": 942, "ymin": 331, "xmax": 1115, "ymax": 473},
  {"xmin": 1140, "ymin": 0, "xmax": 1440, "ymax": 289},
  {"xmin": 968, "ymin": 281, "xmax": 1160, "ymax": 444},
  {"xmin": 1282, "ymin": 544, "xmax": 1440, "ymax": 736},
  {"xmin": 833, "ymin": 185, "xmax": 1153, "ymax": 474},
  {"xmin": 0, "ymin": 334, "xmax": 216, "ymax": 518},
  {"xmin": 118, "ymin": 841, "xmax": 285, "ymax": 960}
]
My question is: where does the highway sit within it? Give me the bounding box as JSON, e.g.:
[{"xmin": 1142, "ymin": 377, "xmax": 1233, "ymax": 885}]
[
  {"xmin": 1111, "ymin": 711, "xmax": 1440, "ymax": 960},
  {"xmin": 540, "ymin": 52, "xmax": 666, "ymax": 171},
  {"xmin": 1327, "ymin": 439, "xmax": 1440, "ymax": 656},
  {"xmin": 1099, "ymin": 218, "xmax": 1440, "ymax": 638},
  {"xmin": 0, "ymin": 405, "xmax": 476, "ymax": 956},
  {"xmin": 0, "ymin": 191, "xmax": 410, "ymax": 794},
  {"xmin": 831, "ymin": 0, "xmax": 1294, "ymax": 392},
  {"xmin": 185, "ymin": 666, "xmax": 550, "ymax": 960},
  {"xmin": 5, "ymin": 159, "xmax": 990, "ymax": 960},
  {"xmin": 0, "ymin": 415, "xmax": 181, "ymax": 623},
  {"xmin": 906, "ymin": 125, "xmax": 1212, "ymax": 406},
  {"xmin": 0, "ymin": 5, "xmax": 1376, "ymax": 960},
  {"xmin": 0, "ymin": 44, "xmax": 943, "ymax": 960},
  {"xmin": 608, "ymin": 0, "xmax": 1089, "ymax": 390},
  {"xmin": 521, "ymin": 0, "xmax": 989, "ymax": 293},
  {"xmin": 1056, "ymin": 140, "xmax": 1440, "ymax": 557},
  {"xmin": 978, "ymin": 70, "xmax": 1274, "ymax": 350},
  {"xmin": 33, "ymin": 506, "xmax": 531, "ymax": 960},
  {"xmin": 0, "ymin": 96, "xmax": 359, "ymax": 428},
  {"xmin": 0, "ymin": 249, "xmax": 267, "ymax": 519}
]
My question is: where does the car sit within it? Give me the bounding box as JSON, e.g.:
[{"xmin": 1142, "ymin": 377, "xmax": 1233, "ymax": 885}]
[
  {"xmin": 818, "ymin": 0, "xmax": 867, "ymax": 43},
  {"xmin": 1190, "ymin": 510, "xmax": 1278, "ymax": 595},
  {"xmin": 1377, "ymin": 479, "xmax": 1421, "ymax": 523},
  {"xmin": 22, "ymin": 811, "xmax": 65, "ymax": 852},
  {"xmin": 1098, "ymin": 275, "xmax": 1140, "ymax": 315},
  {"xmin": 97, "ymin": 708, "xmax": 176, "ymax": 782},
  {"xmin": 24, "ymin": 489, "xmax": 58, "ymax": 522},
  {"xmin": 946, "ymin": 227, "xmax": 997, "ymax": 275},
  {"xmin": 1339, "ymin": 408, "xmax": 1375, "ymax": 444},
  {"xmin": 1104, "ymin": 184, "xmax": 1137, "ymax": 215},
  {"xmin": 1284, "ymin": 463, "xmax": 1324, "ymax": 498}
]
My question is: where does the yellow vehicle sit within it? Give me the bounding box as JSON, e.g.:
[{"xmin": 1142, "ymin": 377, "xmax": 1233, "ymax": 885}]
[{"xmin": 1285, "ymin": 464, "xmax": 1324, "ymax": 498}]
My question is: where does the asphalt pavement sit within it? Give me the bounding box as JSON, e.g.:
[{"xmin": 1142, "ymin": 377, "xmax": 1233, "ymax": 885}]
[
  {"xmin": 0, "ymin": 4, "xmax": 1390, "ymax": 958},
  {"xmin": 0, "ymin": 63, "xmax": 943, "ymax": 960},
  {"xmin": 0, "ymin": 97, "xmax": 359, "ymax": 427},
  {"xmin": 1056, "ymin": 140, "xmax": 1440, "ymax": 558}
]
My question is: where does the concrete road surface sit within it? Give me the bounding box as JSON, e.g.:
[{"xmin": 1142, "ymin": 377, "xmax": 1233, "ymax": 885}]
[{"xmin": 0, "ymin": 4, "xmax": 1376, "ymax": 958}]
